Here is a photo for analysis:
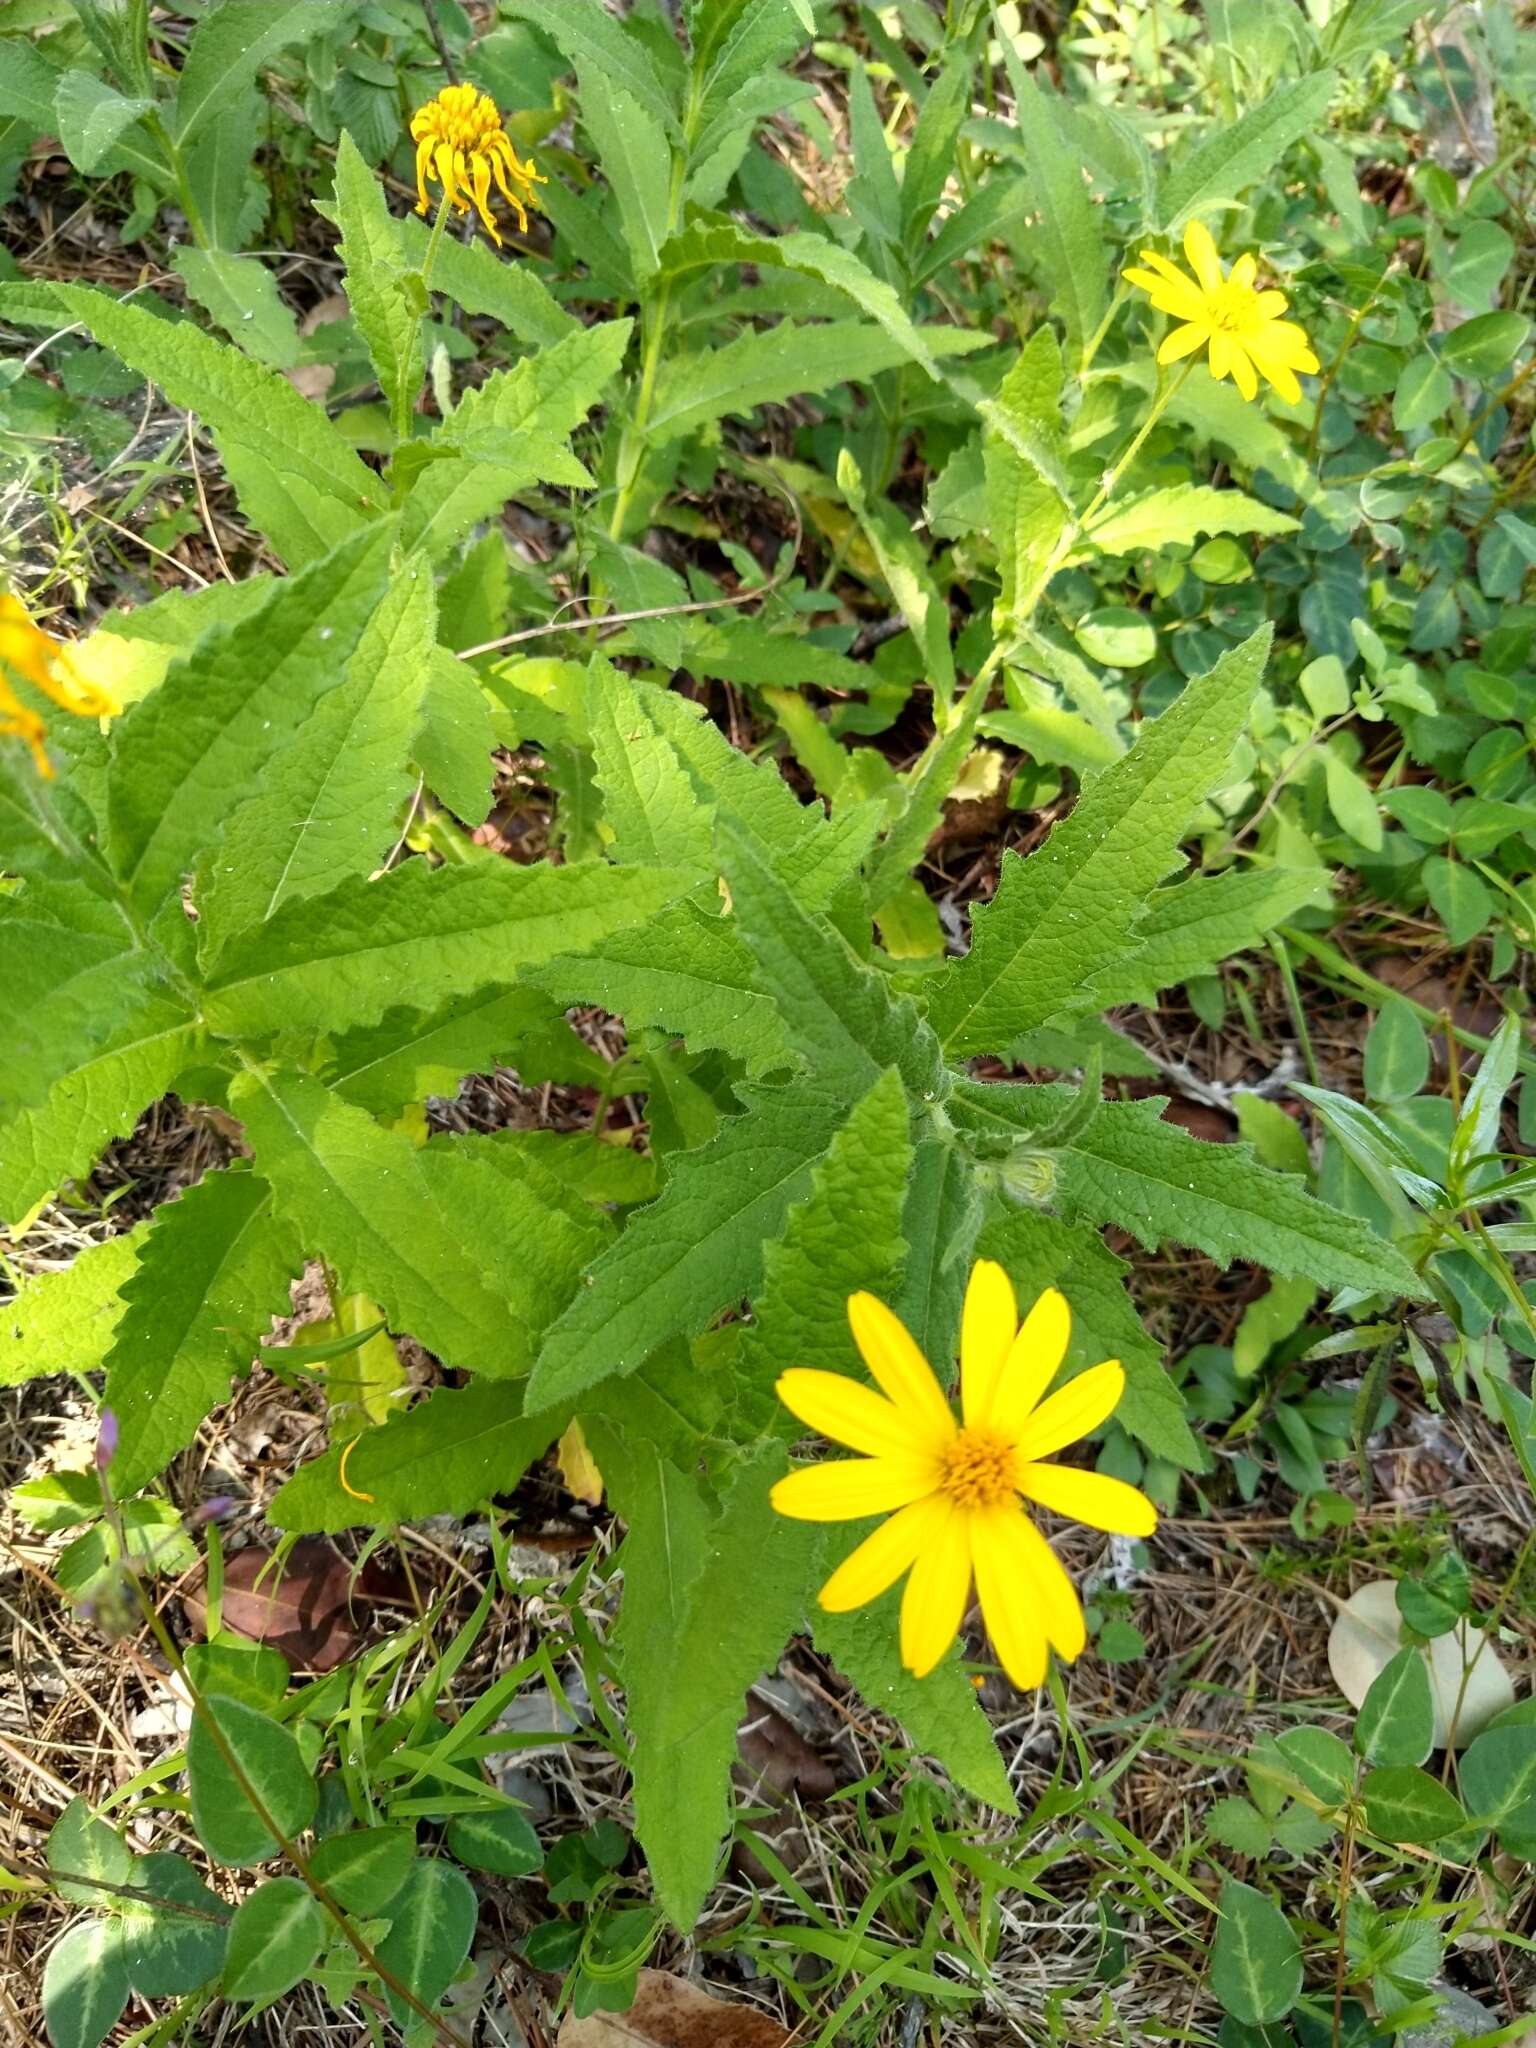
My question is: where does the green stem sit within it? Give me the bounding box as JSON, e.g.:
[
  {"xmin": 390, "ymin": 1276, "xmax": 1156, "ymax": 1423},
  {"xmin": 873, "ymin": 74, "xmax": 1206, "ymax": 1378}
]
[
  {"xmin": 418, "ymin": 186, "xmax": 454, "ymax": 298},
  {"xmin": 609, "ymin": 278, "xmax": 671, "ymax": 541}
]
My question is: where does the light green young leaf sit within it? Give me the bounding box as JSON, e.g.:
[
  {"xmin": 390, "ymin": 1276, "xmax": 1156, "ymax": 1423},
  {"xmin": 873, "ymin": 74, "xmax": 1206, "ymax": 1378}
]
[
  {"xmin": 415, "ymin": 647, "xmax": 497, "ymax": 827},
  {"xmin": 648, "ymin": 320, "xmax": 985, "ymax": 443},
  {"xmin": 272, "ymin": 1380, "xmax": 566, "ymax": 1532},
  {"xmin": 586, "ymin": 656, "xmax": 714, "ymax": 874},
  {"xmin": 901, "ymin": 43, "xmax": 975, "ymax": 252},
  {"xmin": 334, "ymin": 128, "xmax": 425, "ymax": 439},
  {"xmin": 108, "ymin": 523, "xmax": 396, "ymax": 915},
  {"xmin": 196, "ymin": 565, "xmax": 436, "ymax": 957},
  {"xmin": 838, "ymin": 447, "xmax": 954, "ymax": 708},
  {"xmin": 0, "ymin": 1224, "xmax": 145, "ymax": 1387},
  {"xmin": 202, "ymin": 856, "xmax": 690, "ymax": 1039},
  {"xmin": 51, "ymin": 69, "xmax": 155, "ymax": 174},
  {"xmin": 1079, "ymin": 484, "xmax": 1298, "ymax": 558},
  {"xmin": 174, "ymin": 0, "xmax": 347, "ymax": 148},
  {"xmin": 581, "ymin": 72, "xmax": 672, "ymax": 279},
  {"xmin": 528, "ymin": 1083, "xmax": 845, "ymax": 1407},
  {"xmin": 929, "ymin": 629, "xmax": 1271, "ymax": 1055},
  {"xmin": 1158, "ymin": 70, "xmax": 1337, "ymax": 228},
  {"xmin": 982, "ymin": 327, "xmax": 1071, "ymax": 633},
  {"xmin": 103, "ymin": 1170, "xmax": 302, "ymax": 1495},
  {"xmin": 42, "ymin": 1918, "xmax": 129, "ymax": 2048},
  {"xmin": 170, "ymin": 249, "xmax": 300, "ymax": 368},
  {"xmin": 889, "ymin": 1133, "xmax": 986, "ymax": 1371}
]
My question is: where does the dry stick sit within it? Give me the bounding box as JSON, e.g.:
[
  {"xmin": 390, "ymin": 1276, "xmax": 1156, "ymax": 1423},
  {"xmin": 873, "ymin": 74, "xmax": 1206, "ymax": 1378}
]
[
  {"xmin": 185, "ymin": 414, "xmax": 235, "ymax": 585},
  {"xmin": 420, "ymin": 0, "xmax": 458, "ymax": 83}
]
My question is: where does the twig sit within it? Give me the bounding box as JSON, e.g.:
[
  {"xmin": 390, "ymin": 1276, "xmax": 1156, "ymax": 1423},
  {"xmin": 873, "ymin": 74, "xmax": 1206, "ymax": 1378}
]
[
  {"xmin": 186, "ymin": 414, "xmax": 235, "ymax": 584},
  {"xmin": 421, "ymin": 0, "xmax": 458, "ymax": 82}
]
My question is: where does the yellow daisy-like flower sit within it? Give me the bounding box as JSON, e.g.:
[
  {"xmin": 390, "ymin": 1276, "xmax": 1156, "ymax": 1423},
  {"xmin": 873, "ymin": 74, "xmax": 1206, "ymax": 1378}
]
[
  {"xmin": 1122, "ymin": 220, "xmax": 1320, "ymax": 405},
  {"xmin": 0, "ymin": 593, "xmax": 120, "ymax": 781},
  {"xmin": 770, "ymin": 1261, "xmax": 1157, "ymax": 1690},
  {"xmin": 409, "ymin": 82, "xmax": 546, "ymax": 247}
]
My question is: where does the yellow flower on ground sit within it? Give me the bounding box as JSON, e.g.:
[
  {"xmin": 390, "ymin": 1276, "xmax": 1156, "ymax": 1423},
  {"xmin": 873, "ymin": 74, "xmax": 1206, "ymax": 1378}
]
[
  {"xmin": 0, "ymin": 593, "xmax": 121, "ymax": 780},
  {"xmin": 1122, "ymin": 220, "xmax": 1320, "ymax": 404},
  {"xmin": 770, "ymin": 1261, "xmax": 1157, "ymax": 1689},
  {"xmin": 409, "ymin": 82, "xmax": 545, "ymax": 246}
]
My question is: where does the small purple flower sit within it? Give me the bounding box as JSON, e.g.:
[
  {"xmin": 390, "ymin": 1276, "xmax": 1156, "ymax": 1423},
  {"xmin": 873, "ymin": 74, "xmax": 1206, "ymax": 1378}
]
[
  {"xmin": 95, "ymin": 1409, "xmax": 119, "ymax": 1472},
  {"xmin": 189, "ymin": 1495, "xmax": 236, "ymax": 1528}
]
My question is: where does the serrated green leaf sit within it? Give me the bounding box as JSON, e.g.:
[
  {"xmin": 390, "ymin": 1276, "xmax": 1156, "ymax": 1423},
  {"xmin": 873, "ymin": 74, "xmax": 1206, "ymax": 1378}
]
[
  {"xmin": 202, "ymin": 856, "xmax": 689, "ymax": 1039},
  {"xmin": 42, "ymin": 1917, "xmax": 129, "ymax": 2048},
  {"xmin": 1210, "ymin": 1878, "xmax": 1302, "ymax": 2024},
  {"xmin": 174, "ymin": 0, "xmax": 347, "ymax": 148},
  {"xmin": 1208, "ymin": 1796, "xmax": 1274, "ymax": 1857},
  {"xmin": 415, "ymin": 647, "xmax": 497, "ymax": 827},
  {"xmin": 187, "ymin": 1693, "xmax": 317, "ymax": 1867},
  {"xmin": 52, "ymin": 69, "xmax": 155, "ymax": 174},
  {"xmin": 982, "ymin": 326, "xmax": 1071, "ymax": 633},
  {"xmin": 1079, "ymin": 485, "xmax": 1298, "ymax": 558},
  {"xmin": 387, "ymin": 207, "xmax": 574, "ymax": 346},
  {"xmin": 1092, "ymin": 867, "xmax": 1324, "ymax": 1008},
  {"xmin": 690, "ymin": 0, "xmax": 805, "ymax": 141},
  {"xmin": 197, "ymin": 565, "xmax": 435, "ymax": 958},
  {"xmin": 1159, "ymin": 72, "xmax": 1337, "ymax": 229},
  {"xmin": 373, "ymin": 1858, "xmax": 478, "ymax": 2027},
  {"xmin": 581, "ymin": 72, "xmax": 672, "ymax": 278},
  {"xmin": 103, "ymin": 1170, "xmax": 302, "ymax": 1495},
  {"xmin": 108, "ymin": 523, "xmax": 395, "ymax": 915},
  {"xmin": 325, "ymin": 986, "xmax": 599, "ymax": 1117},
  {"xmin": 0, "ymin": 34, "xmax": 65, "ymax": 131},
  {"xmin": 272, "ymin": 1379, "xmax": 565, "ymax": 1532},
  {"xmin": 170, "ymin": 248, "xmax": 299, "ymax": 367},
  {"xmin": 504, "ymin": 0, "xmax": 679, "ymax": 135},
  {"xmin": 0, "ymin": 1224, "xmax": 144, "ymax": 1385},
  {"xmin": 586, "ymin": 656, "xmax": 714, "ymax": 873},
  {"xmin": 929, "ymin": 630, "xmax": 1271, "ymax": 1055},
  {"xmin": 335, "ymin": 128, "xmax": 425, "ymax": 438},
  {"xmin": 838, "ymin": 447, "xmax": 954, "ymax": 706},
  {"xmin": 995, "ymin": 49, "xmax": 1105, "ymax": 358},
  {"xmin": 223, "ymin": 1877, "xmax": 324, "ymax": 2002}
]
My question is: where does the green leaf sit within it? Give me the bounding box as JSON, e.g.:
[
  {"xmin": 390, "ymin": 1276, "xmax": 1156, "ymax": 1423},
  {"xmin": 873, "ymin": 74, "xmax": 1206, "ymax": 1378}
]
[
  {"xmin": 838, "ymin": 447, "xmax": 954, "ymax": 706},
  {"xmin": 609, "ymin": 1440, "xmax": 817, "ymax": 1930},
  {"xmin": 1361, "ymin": 1765, "xmax": 1466, "ymax": 1843},
  {"xmin": 172, "ymin": 249, "xmax": 300, "ymax": 368},
  {"xmin": 1393, "ymin": 354, "xmax": 1452, "ymax": 432},
  {"xmin": 1452, "ymin": 1012, "xmax": 1521, "ymax": 1181},
  {"xmin": 415, "ymin": 649, "xmax": 497, "ymax": 827},
  {"xmin": 373, "ymin": 1858, "xmax": 479, "ymax": 2027},
  {"xmin": 48, "ymin": 1798, "xmax": 135, "ymax": 1908},
  {"xmin": 586, "ymin": 656, "xmax": 714, "ymax": 873},
  {"xmin": 1322, "ymin": 748, "xmax": 1382, "ymax": 851},
  {"xmin": 387, "ymin": 207, "xmax": 575, "ymax": 347},
  {"xmin": 1208, "ymin": 1797, "xmax": 1273, "ymax": 1857},
  {"xmin": 308, "ymin": 1828, "xmax": 416, "ymax": 1914},
  {"xmin": 1091, "ymin": 867, "xmax": 1324, "ymax": 1008},
  {"xmin": 814, "ymin": 1602, "xmax": 1016, "ymax": 1810},
  {"xmin": 0, "ymin": 34, "xmax": 65, "ymax": 131},
  {"xmin": 0, "ymin": 1226, "xmax": 146, "ymax": 1388},
  {"xmin": 187, "ymin": 1692, "xmax": 318, "ymax": 1867},
  {"xmin": 1459, "ymin": 1723, "xmax": 1536, "ymax": 1843},
  {"xmin": 174, "ymin": 0, "xmax": 346, "ymax": 147},
  {"xmin": 335, "ymin": 128, "xmax": 425, "ymax": 439},
  {"xmin": 196, "ymin": 564, "xmax": 436, "ymax": 956},
  {"xmin": 232, "ymin": 1069, "xmax": 602, "ymax": 1381},
  {"xmin": 1438, "ymin": 310, "xmax": 1530, "ymax": 379},
  {"xmin": 1356, "ymin": 1647, "xmax": 1434, "ymax": 1766},
  {"xmin": 22, "ymin": 283, "xmax": 383, "ymax": 563},
  {"xmin": 272, "ymin": 1379, "xmax": 564, "ymax": 1532},
  {"xmin": 222, "ymin": 1877, "xmax": 325, "ymax": 2002},
  {"xmin": 1364, "ymin": 1000, "xmax": 1430, "ymax": 1104},
  {"xmin": 51, "ymin": 69, "xmax": 155, "ymax": 174},
  {"xmin": 1274, "ymin": 1727, "xmax": 1355, "ymax": 1805},
  {"xmin": 102, "ymin": 1169, "xmax": 301, "ymax": 1495},
  {"xmin": 503, "ymin": 0, "xmax": 679, "ymax": 136},
  {"xmin": 1210, "ymin": 1879, "xmax": 1302, "ymax": 2025},
  {"xmin": 732, "ymin": 1068, "xmax": 912, "ymax": 1434},
  {"xmin": 528, "ymin": 1083, "xmax": 845, "ymax": 1407},
  {"xmin": 581, "ymin": 72, "xmax": 672, "ymax": 279},
  {"xmin": 1159, "ymin": 72, "xmax": 1337, "ymax": 228},
  {"xmin": 42, "ymin": 1918, "xmax": 129, "ymax": 2048},
  {"xmin": 202, "ymin": 856, "xmax": 690, "ymax": 1040},
  {"xmin": 1423, "ymin": 854, "xmax": 1492, "ymax": 946},
  {"xmin": 690, "ymin": 0, "xmax": 806, "ymax": 143},
  {"xmin": 996, "ymin": 49, "xmax": 1106, "ymax": 358},
  {"xmin": 1080, "ymin": 485, "xmax": 1298, "ymax": 558},
  {"xmin": 929, "ymin": 629, "xmax": 1271, "ymax": 1055},
  {"xmin": 325, "ymin": 986, "xmax": 602, "ymax": 1117},
  {"xmin": 108, "ymin": 523, "xmax": 395, "ymax": 915},
  {"xmin": 647, "ymin": 320, "xmax": 985, "ymax": 444},
  {"xmin": 446, "ymin": 1808, "xmax": 543, "ymax": 1878},
  {"xmin": 864, "ymin": 678, "xmax": 990, "ymax": 910}
]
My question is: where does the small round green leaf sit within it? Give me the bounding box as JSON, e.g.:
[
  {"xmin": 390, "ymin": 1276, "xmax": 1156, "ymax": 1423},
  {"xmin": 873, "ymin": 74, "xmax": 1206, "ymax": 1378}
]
[
  {"xmin": 1439, "ymin": 310, "xmax": 1530, "ymax": 378},
  {"xmin": 1459, "ymin": 1723, "xmax": 1536, "ymax": 1846},
  {"xmin": 374, "ymin": 1857, "xmax": 479, "ymax": 2026},
  {"xmin": 309, "ymin": 1826, "xmax": 416, "ymax": 1915},
  {"xmin": 120, "ymin": 1851, "xmax": 230, "ymax": 1997},
  {"xmin": 1275, "ymin": 1726, "xmax": 1355, "ymax": 1805},
  {"xmin": 187, "ymin": 1692, "xmax": 318, "ymax": 1868},
  {"xmin": 1361, "ymin": 1765, "xmax": 1466, "ymax": 1843},
  {"xmin": 42, "ymin": 1919, "xmax": 129, "ymax": 2048},
  {"xmin": 1423, "ymin": 854, "xmax": 1493, "ymax": 947},
  {"xmin": 1364, "ymin": 1001, "xmax": 1429, "ymax": 1105},
  {"xmin": 1074, "ymin": 606, "xmax": 1157, "ymax": 668},
  {"xmin": 223, "ymin": 1877, "xmax": 326, "ymax": 2003},
  {"xmin": 1210, "ymin": 1877, "xmax": 1302, "ymax": 2025},
  {"xmin": 47, "ymin": 1798, "xmax": 135, "ymax": 1909},
  {"xmin": 1356, "ymin": 1646, "xmax": 1434, "ymax": 1766},
  {"xmin": 446, "ymin": 1806, "xmax": 543, "ymax": 1878}
]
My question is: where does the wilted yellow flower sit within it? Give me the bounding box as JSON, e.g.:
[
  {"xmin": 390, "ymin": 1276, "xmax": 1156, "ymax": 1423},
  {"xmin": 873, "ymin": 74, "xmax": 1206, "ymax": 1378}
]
[
  {"xmin": 0, "ymin": 593, "xmax": 120, "ymax": 780},
  {"xmin": 771, "ymin": 1261, "xmax": 1156, "ymax": 1689},
  {"xmin": 1123, "ymin": 220, "xmax": 1320, "ymax": 404},
  {"xmin": 409, "ymin": 82, "xmax": 545, "ymax": 247}
]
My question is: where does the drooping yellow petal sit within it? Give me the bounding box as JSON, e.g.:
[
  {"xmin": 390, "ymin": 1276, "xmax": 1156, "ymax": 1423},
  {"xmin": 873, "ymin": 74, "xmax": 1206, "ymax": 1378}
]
[
  {"xmin": 818, "ymin": 1492, "xmax": 946, "ymax": 1611},
  {"xmin": 1019, "ymin": 1461, "xmax": 1158, "ymax": 1536},
  {"xmin": 1207, "ymin": 328, "xmax": 1235, "ymax": 384},
  {"xmin": 1016, "ymin": 1512, "xmax": 1087, "ymax": 1658},
  {"xmin": 468, "ymin": 152, "xmax": 500, "ymax": 243},
  {"xmin": 413, "ymin": 136, "xmax": 434, "ymax": 214},
  {"xmin": 1182, "ymin": 217, "xmax": 1224, "ymax": 295},
  {"xmin": 846, "ymin": 1292, "xmax": 956, "ymax": 1437},
  {"xmin": 771, "ymin": 1457, "xmax": 938, "ymax": 1522},
  {"xmin": 1015, "ymin": 1360, "xmax": 1126, "ymax": 1462},
  {"xmin": 960, "ymin": 1259, "xmax": 1018, "ymax": 1425},
  {"xmin": 1157, "ymin": 321, "xmax": 1211, "ymax": 366},
  {"xmin": 898, "ymin": 1499, "xmax": 971, "ymax": 1676},
  {"xmin": 407, "ymin": 84, "xmax": 544, "ymax": 247},
  {"xmin": 988, "ymin": 1288, "xmax": 1071, "ymax": 1441},
  {"xmin": 775, "ymin": 1369, "xmax": 934, "ymax": 1460},
  {"xmin": 971, "ymin": 1505, "xmax": 1051, "ymax": 1687},
  {"xmin": 1227, "ymin": 339, "xmax": 1259, "ymax": 402}
]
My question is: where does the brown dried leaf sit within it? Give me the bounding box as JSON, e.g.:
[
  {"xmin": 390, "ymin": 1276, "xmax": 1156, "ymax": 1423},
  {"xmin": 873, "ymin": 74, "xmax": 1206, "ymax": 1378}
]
[
  {"xmin": 180, "ymin": 1539, "xmax": 405, "ymax": 1672},
  {"xmin": 557, "ymin": 1970, "xmax": 791, "ymax": 2047}
]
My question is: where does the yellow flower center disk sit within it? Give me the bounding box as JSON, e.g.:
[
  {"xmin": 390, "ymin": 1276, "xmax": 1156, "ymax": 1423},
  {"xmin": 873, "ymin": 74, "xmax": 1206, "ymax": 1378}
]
[
  {"xmin": 938, "ymin": 1426, "xmax": 1018, "ymax": 1510},
  {"xmin": 1209, "ymin": 279, "xmax": 1258, "ymax": 334}
]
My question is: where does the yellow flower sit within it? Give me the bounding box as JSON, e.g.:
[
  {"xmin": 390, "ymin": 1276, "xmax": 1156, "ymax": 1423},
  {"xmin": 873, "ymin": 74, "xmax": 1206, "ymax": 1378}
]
[
  {"xmin": 0, "ymin": 593, "xmax": 120, "ymax": 781},
  {"xmin": 770, "ymin": 1261, "xmax": 1157, "ymax": 1689},
  {"xmin": 1122, "ymin": 220, "xmax": 1320, "ymax": 405},
  {"xmin": 409, "ymin": 82, "xmax": 545, "ymax": 247}
]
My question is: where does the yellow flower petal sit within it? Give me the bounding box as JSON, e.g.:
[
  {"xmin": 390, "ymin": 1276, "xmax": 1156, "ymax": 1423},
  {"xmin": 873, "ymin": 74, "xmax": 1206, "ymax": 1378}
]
[
  {"xmin": 775, "ymin": 1369, "xmax": 934, "ymax": 1460},
  {"xmin": 898, "ymin": 1499, "xmax": 971, "ymax": 1677},
  {"xmin": 1228, "ymin": 340, "xmax": 1259, "ymax": 402},
  {"xmin": 971, "ymin": 1506, "xmax": 1050, "ymax": 1688},
  {"xmin": 1122, "ymin": 265, "xmax": 1207, "ymax": 322},
  {"xmin": 1157, "ymin": 321, "xmax": 1210, "ymax": 366},
  {"xmin": 818, "ymin": 1492, "xmax": 946, "ymax": 1611},
  {"xmin": 771, "ymin": 1457, "xmax": 938, "ymax": 1522},
  {"xmin": 846, "ymin": 1292, "xmax": 955, "ymax": 1437},
  {"xmin": 1182, "ymin": 218, "xmax": 1224, "ymax": 295},
  {"xmin": 1019, "ymin": 1462, "xmax": 1158, "ymax": 1536},
  {"xmin": 988, "ymin": 1287, "xmax": 1071, "ymax": 1440},
  {"xmin": 974, "ymin": 1503, "xmax": 1086, "ymax": 1660},
  {"xmin": 1253, "ymin": 288, "xmax": 1289, "ymax": 320},
  {"xmin": 1230, "ymin": 251, "xmax": 1257, "ymax": 290},
  {"xmin": 1207, "ymin": 328, "xmax": 1235, "ymax": 384},
  {"xmin": 960, "ymin": 1259, "xmax": 1017, "ymax": 1425},
  {"xmin": 1015, "ymin": 1360, "xmax": 1125, "ymax": 1462}
]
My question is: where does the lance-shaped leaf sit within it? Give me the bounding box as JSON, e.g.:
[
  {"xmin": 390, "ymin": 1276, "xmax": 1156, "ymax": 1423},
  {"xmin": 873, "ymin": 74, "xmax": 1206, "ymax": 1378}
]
[
  {"xmin": 1086, "ymin": 866, "xmax": 1325, "ymax": 1010},
  {"xmin": 334, "ymin": 128, "xmax": 425, "ymax": 441}
]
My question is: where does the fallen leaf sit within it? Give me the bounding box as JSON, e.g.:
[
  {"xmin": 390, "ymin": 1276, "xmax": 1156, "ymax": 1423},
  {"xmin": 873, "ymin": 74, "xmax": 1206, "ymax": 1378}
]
[
  {"xmin": 1327, "ymin": 1579, "xmax": 1514, "ymax": 1749},
  {"xmin": 557, "ymin": 1969, "xmax": 790, "ymax": 2047},
  {"xmin": 181, "ymin": 1540, "xmax": 406, "ymax": 1672},
  {"xmin": 556, "ymin": 1418, "xmax": 604, "ymax": 1506}
]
